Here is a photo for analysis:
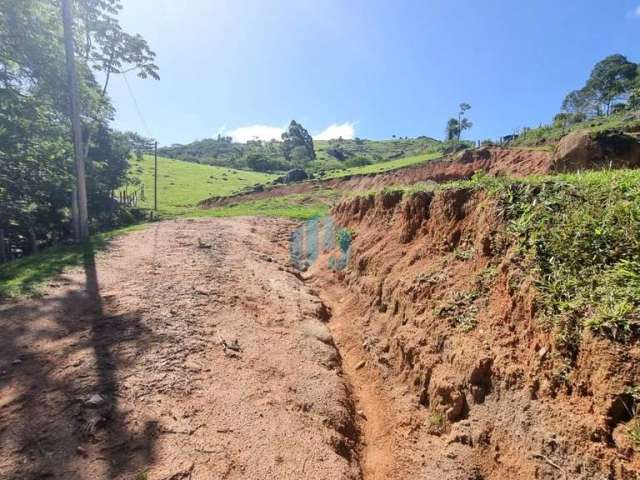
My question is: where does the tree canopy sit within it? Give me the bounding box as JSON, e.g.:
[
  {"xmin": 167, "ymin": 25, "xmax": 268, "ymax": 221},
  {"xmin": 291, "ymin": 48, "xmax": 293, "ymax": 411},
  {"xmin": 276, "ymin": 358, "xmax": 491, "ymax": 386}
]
[
  {"xmin": 0, "ymin": 0, "xmax": 158, "ymax": 257},
  {"xmin": 445, "ymin": 103, "xmax": 472, "ymax": 142},
  {"xmin": 562, "ymin": 54, "xmax": 638, "ymax": 117},
  {"xmin": 281, "ymin": 120, "xmax": 315, "ymax": 164}
]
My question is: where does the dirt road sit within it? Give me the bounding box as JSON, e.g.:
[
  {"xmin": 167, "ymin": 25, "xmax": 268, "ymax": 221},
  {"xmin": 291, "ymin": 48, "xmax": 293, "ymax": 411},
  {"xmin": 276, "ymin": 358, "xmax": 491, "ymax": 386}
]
[{"xmin": 0, "ymin": 218, "xmax": 361, "ymax": 480}]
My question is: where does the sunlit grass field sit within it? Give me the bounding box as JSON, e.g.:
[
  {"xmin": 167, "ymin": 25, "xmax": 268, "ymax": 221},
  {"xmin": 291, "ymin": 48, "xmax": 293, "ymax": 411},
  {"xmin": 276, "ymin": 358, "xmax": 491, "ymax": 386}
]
[
  {"xmin": 322, "ymin": 152, "xmax": 442, "ymax": 179},
  {"xmin": 126, "ymin": 154, "xmax": 276, "ymax": 214}
]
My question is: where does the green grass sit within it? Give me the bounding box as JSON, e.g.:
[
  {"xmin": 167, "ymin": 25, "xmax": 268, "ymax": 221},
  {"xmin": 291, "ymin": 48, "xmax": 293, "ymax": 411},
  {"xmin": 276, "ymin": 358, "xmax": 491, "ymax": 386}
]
[
  {"xmin": 490, "ymin": 170, "xmax": 640, "ymax": 345},
  {"xmin": 426, "ymin": 410, "xmax": 446, "ymax": 432},
  {"xmin": 0, "ymin": 224, "xmax": 145, "ymax": 298},
  {"xmin": 126, "ymin": 154, "xmax": 276, "ymax": 214},
  {"xmin": 195, "ymin": 192, "xmax": 336, "ymax": 220},
  {"xmin": 313, "ymin": 137, "xmax": 441, "ymax": 166},
  {"xmin": 321, "ymin": 152, "xmax": 442, "ymax": 179}
]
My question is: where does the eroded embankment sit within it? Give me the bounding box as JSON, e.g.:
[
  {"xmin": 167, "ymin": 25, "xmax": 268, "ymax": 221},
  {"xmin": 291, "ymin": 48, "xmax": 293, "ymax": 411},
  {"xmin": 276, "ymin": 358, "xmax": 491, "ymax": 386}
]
[
  {"xmin": 306, "ymin": 188, "xmax": 640, "ymax": 479},
  {"xmin": 200, "ymin": 148, "xmax": 552, "ymax": 209}
]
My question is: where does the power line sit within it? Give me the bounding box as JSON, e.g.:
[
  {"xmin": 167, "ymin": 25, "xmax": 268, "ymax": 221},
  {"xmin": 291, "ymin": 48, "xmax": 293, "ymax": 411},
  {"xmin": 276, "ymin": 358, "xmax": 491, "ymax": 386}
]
[
  {"xmin": 121, "ymin": 71, "xmax": 159, "ymax": 214},
  {"xmin": 122, "ymin": 71, "xmax": 153, "ymax": 140}
]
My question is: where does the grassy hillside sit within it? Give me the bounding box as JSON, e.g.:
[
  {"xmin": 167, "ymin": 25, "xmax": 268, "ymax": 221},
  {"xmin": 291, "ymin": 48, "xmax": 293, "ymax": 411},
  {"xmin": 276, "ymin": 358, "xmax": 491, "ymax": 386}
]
[
  {"xmin": 126, "ymin": 154, "xmax": 276, "ymax": 214},
  {"xmin": 321, "ymin": 151, "xmax": 442, "ymax": 179},
  {"xmin": 313, "ymin": 137, "xmax": 441, "ymax": 167},
  {"xmin": 157, "ymin": 136, "xmax": 442, "ymax": 173},
  {"xmin": 194, "ymin": 192, "xmax": 336, "ymax": 220}
]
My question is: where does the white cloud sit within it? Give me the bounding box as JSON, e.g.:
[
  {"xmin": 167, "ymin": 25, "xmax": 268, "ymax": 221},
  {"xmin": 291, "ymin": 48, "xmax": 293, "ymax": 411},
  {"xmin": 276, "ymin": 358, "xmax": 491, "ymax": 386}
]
[
  {"xmin": 222, "ymin": 121, "xmax": 357, "ymax": 143},
  {"xmin": 635, "ymin": 5, "xmax": 640, "ymax": 16},
  {"xmin": 313, "ymin": 122, "xmax": 356, "ymax": 140},
  {"xmin": 226, "ymin": 125, "xmax": 285, "ymax": 142}
]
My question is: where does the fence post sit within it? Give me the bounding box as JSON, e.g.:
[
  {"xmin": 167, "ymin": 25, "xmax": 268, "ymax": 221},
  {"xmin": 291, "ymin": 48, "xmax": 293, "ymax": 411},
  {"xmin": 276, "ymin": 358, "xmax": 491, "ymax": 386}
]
[{"xmin": 29, "ymin": 227, "xmax": 38, "ymax": 253}]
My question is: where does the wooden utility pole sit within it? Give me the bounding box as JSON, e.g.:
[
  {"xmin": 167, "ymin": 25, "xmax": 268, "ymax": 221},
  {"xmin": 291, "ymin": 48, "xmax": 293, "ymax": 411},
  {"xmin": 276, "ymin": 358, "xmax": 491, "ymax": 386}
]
[
  {"xmin": 62, "ymin": 0, "xmax": 89, "ymax": 241},
  {"xmin": 154, "ymin": 141, "xmax": 158, "ymax": 211}
]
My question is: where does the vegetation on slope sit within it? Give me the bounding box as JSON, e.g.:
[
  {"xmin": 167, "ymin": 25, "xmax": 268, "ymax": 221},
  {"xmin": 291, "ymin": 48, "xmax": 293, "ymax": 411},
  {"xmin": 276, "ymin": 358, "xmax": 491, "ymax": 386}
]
[
  {"xmin": 158, "ymin": 132, "xmax": 442, "ymax": 174},
  {"xmin": 321, "ymin": 151, "xmax": 442, "ymax": 179},
  {"xmin": 200, "ymin": 193, "xmax": 333, "ymax": 220},
  {"xmin": 390, "ymin": 170, "xmax": 640, "ymax": 346},
  {"xmin": 126, "ymin": 154, "xmax": 276, "ymax": 215},
  {"xmin": 313, "ymin": 137, "xmax": 441, "ymax": 171},
  {"xmin": 508, "ymin": 111, "xmax": 640, "ymax": 148},
  {"xmin": 495, "ymin": 170, "xmax": 640, "ymax": 345}
]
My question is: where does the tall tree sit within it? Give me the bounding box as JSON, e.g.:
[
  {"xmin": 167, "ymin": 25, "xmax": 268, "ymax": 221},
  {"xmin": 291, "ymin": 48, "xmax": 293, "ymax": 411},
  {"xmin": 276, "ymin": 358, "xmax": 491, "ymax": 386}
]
[
  {"xmin": 457, "ymin": 103, "xmax": 473, "ymax": 141},
  {"xmin": 585, "ymin": 54, "xmax": 637, "ymax": 115},
  {"xmin": 445, "ymin": 118, "xmax": 460, "ymax": 141},
  {"xmin": 562, "ymin": 89, "xmax": 593, "ymax": 115},
  {"xmin": 445, "ymin": 104, "xmax": 472, "ymax": 144},
  {"xmin": 560, "ymin": 55, "xmax": 638, "ymax": 118},
  {"xmin": 281, "ymin": 120, "xmax": 315, "ymax": 163}
]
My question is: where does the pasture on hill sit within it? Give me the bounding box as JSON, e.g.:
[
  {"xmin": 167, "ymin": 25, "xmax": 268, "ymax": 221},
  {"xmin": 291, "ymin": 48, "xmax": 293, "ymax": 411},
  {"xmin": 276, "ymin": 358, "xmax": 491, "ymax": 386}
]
[
  {"xmin": 157, "ymin": 136, "xmax": 442, "ymax": 173},
  {"xmin": 321, "ymin": 151, "xmax": 442, "ymax": 179},
  {"xmin": 125, "ymin": 154, "xmax": 276, "ymax": 215}
]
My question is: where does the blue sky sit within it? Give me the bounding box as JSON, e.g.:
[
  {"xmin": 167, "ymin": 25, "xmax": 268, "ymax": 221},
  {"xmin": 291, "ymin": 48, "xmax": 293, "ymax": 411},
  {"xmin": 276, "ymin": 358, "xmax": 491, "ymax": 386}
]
[{"xmin": 109, "ymin": 0, "xmax": 640, "ymax": 146}]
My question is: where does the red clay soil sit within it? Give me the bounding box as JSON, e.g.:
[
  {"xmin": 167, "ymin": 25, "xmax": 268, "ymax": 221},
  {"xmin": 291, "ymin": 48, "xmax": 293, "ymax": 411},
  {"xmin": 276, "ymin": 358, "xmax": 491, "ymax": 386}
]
[
  {"xmin": 0, "ymin": 218, "xmax": 361, "ymax": 480},
  {"xmin": 5, "ymin": 190, "xmax": 640, "ymax": 479},
  {"xmin": 200, "ymin": 148, "xmax": 552, "ymax": 209},
  {"xmin": 305, "ymin": 190, "xmax": 640, "ymax": 479}
]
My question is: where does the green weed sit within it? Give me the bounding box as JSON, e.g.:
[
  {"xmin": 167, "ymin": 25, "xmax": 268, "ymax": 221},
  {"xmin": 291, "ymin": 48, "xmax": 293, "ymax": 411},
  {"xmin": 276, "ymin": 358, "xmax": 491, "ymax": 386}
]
[
  {"xmin": 453, "ymin": 248, "xmax": 474, "ymax": 261},
  {"xmin": 416, "ymin": 269, "xmax": 446, "ymax": 286},
  {"xmin": 628, "ymin": 421, "xmax": 640, "ymax": 450},
  {"xmin": 426, "ymin": 410, "xmax": 446, "ymax": 433},
  {"xmin": 436, "ymin": 290, "xmax": 479, "ymax": 332},
  {"xmin": 336, "ymin": 228, "xmax": 354, "ymax": 253}
]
